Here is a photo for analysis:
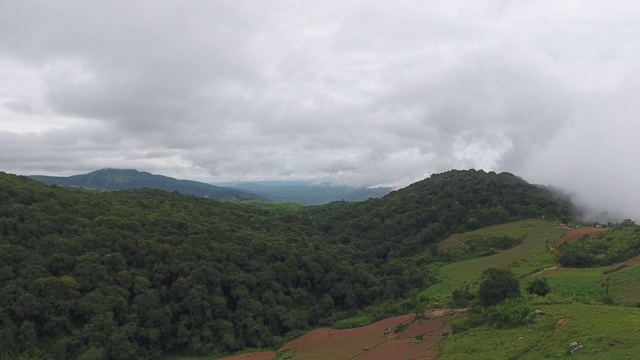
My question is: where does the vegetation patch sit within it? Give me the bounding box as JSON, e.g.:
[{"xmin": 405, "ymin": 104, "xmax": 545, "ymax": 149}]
[
  {"xmin": 608, "ymin": 265, "xmax": 640, "ymax": 306},
  {"xmin": 422, "ymin": 225, "xmax": 566, "ymax": 300},
  {"xmin": 558, "ymin": 223, "xmax": 640, "ymax": 267},
  {"xmin": 442, "ymin": 303, "xmax": 640, "ymax": 359},
  {"xmin": 540, "ymin": 268, "xmax": 606, "ymax": 304}
]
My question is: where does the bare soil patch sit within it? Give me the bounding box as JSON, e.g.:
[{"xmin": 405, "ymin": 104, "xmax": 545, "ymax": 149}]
[
  {"xmin": 555, "ymin": 227, "xmax": 609, "ymax": 248},
  {"xmin": 277, "ymin": 312, "xmax": 449, "ymax": 360}
]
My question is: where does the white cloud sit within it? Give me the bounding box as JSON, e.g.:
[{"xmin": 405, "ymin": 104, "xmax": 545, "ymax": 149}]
[{"xmin": 1, "ymin": 0, "xmax": 640, "ymax": 218}]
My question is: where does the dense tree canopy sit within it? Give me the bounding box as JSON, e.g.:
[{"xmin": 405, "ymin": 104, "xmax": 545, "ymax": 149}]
[
  {"xmin": 477, "ymin": 268, "xmax": 521, "ymax": 307},
  {"xmin": 0, "ymin": 169, "xmax": 574, "ymax": 358}
]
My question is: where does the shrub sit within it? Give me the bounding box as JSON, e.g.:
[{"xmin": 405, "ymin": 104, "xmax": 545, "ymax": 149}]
[
  {"xmin": 526, "ymin": 277, "xmax": 551, "ymax": 297},
  {"xmin": 450, "ymin": 313, "xmax": 485, "ymax": 334},
  {"xmin": 451, "ymin": 285, "xmax": 476, "ymax": 308},
  {"xmin": 484, "ymin": 298, "xmax": 532, "ymax": 328},
  {"xmin": 477, "ymin": 268, "xmax": 520, "ymax": 307}
]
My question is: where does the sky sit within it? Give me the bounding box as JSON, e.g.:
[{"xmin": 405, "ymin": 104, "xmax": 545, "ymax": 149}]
[{"xmin": 1, "ymin": 1, "xmax": 640, "ymax": 219}]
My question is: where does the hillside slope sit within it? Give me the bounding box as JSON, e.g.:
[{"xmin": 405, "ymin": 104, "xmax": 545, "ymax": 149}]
[{"xmin": 0, "ymin": 169, "xmax": 577, "ymax": 359}]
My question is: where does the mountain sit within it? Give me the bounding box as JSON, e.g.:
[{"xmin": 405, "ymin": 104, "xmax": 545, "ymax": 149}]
[
  {"xmin": 29, "ymin": 168, "xmax": 265, "ymax": 201},
  {"xmin": 225, "ymin": 181, "xmax": 392, "ymax": 205},
  {"xmin": 0, "ymin": 169, "xmax": 580, "ymax": 358}
]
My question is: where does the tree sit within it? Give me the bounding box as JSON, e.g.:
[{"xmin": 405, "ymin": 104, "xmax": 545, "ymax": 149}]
[
  {"xmin": 526, "ymin": 277, "xmax": 550, "ymax": 297},
  {"xmin": 477, "ymin": 268, "xmax": 520, "ymax": 307}
]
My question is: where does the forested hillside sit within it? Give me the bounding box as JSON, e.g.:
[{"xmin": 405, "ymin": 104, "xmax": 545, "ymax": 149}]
[
  {"xmin": 307, "ymin": 170, "xmax": 574, "ymax": 261},
  {"xmin": 0, "ymin": 170, "xmax": 574, "ymax": 359}
]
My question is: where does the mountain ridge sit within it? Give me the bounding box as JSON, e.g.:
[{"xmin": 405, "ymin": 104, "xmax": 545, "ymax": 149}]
[
  {"xmin": 29, "ymin": 168, "xmax": 393, "ymax": 205},
  {"xmin": 29, "ymin": 168, "xmax": 266, "ymax": 201}
]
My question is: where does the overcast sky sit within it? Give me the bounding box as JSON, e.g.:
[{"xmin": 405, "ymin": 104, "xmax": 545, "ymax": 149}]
[{"xmin": 1, "ymin": 1, "xmax": 639, "ymax": 218}]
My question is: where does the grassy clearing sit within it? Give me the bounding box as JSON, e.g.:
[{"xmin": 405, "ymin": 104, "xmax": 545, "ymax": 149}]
[
  {"xmin": 538, "ymin": 268, "xmax": 606, "ymax": 304},
  {"xmin": 535, "ymin": 264, "xmax": 640, "ymax": 306},
  {"xmin": 424, "ymin": 224, "xmax": 566, "ymax": 299},
  {"xmin": 438, "ymin": 219, "xmax": 557, "ymax": 250},
  {"xmin": 441, "ymin": 303, "xmax": 640, "ymax": 359}
]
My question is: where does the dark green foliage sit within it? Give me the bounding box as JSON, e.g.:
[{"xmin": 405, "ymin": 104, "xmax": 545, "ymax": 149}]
[
  {"xmin": 558, "ymin": 226, "xmax": 640, "ymax": 267},
  {"xmin": 451, "ymin": 284, "xmax": 477, "ymax": 308},
  {"xmin": 0, "ymin": 170, "xmax": 575, "ymax": 358},
  {"xmin": 451, "ymin": 299, "xmax": 532, "ymax": 333},
  {"xmin": 477, "ymin": 268, "xmax": 521, "ymax": 307},
  {"xmin": 526, "ymin": 277, "xmax": 551, "ymax": 297}
]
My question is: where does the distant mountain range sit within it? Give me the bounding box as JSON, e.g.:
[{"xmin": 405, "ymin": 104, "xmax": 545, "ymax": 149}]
[
  {"xmin": 29, "ymin": 169, "xmax": 392, "ymax": 205},
  {"xmin": 29, "ymin": 168, "xmax": 264, "ymax": 201},
  {"xmin": 224, "ymin": 181, "xmax": 392, "ymax": 205}
]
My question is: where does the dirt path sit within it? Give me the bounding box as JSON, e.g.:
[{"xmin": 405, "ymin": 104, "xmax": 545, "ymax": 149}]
[
  {"xmin": 533, "ymin": 265, "xmax": 560, "ymax": 276},
  {"xmin": 540, "ymin": 318, "xmax": 569, "ymax": 344}
]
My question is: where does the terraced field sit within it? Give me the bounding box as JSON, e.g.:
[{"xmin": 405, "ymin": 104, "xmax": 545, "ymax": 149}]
[
  {"xmin": 608, "ymin": 265, "xmax": 640, "ymax": 306},
  {"xmin": 424, "ymin": 223, "xmax": 567, "ymax": 299}
]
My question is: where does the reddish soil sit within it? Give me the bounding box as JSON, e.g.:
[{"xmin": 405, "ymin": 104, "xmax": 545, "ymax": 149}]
[
  {"xmin": 281, "ymin": 314, "xmax": 414, "ymax": 350},
  {"xmin": 359, "ymin": 319, "xmax": 446, "ymax": 360},
  {"xmin": 555, "ymin": 227, "xmax": 609, "ymax": 247},
  {"xmin": 217, "ymin": 352, "xmax": 277, "ymax": 360},
  {"xmin": 275, "ymin": 311, "xmax": 450, "ymax": 360}
]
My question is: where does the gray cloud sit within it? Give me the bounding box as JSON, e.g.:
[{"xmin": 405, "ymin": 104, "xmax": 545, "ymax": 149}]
[{"xmin": 1, "ymin": 0, "xmax": 640, "ymax": 219}]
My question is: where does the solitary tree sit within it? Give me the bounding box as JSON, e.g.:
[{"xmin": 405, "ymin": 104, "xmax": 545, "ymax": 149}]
[{"xmin": 477, "ymin": 267, "xmax": 520, "ymax": 307}]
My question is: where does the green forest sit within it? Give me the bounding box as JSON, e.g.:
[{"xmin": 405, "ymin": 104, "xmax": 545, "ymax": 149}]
[{"xmin": 0, "ymin": 169, "xmax": 575, "ymax": 359}]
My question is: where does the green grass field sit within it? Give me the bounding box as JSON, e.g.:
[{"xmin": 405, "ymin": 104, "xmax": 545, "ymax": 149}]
[
  {"xmin": 423, "ymin": 222, "xmax": 567, "ymax": 299},
  {"xmin": 539, "ymin": 268, "xmax": 606, "ymax": 304},
  {"xmin": 441, "ymin": 303, "xmax": 640, "ymax": 359},
  {"xmin": 438, "ymin": 219, "xmax": 556, "ymax": 250}
]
